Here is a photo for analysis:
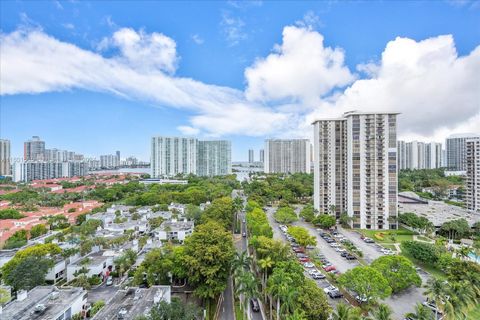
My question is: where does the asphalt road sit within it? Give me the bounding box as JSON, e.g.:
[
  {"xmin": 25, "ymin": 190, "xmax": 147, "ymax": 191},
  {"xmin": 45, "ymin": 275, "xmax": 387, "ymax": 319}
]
[
  {"xmin": 87, "ymin": 282, "xmax": 118, "ymax": 304},
  {"xmin": 219, "ymin": 190, "xmax": 263, "ymax": 320}
]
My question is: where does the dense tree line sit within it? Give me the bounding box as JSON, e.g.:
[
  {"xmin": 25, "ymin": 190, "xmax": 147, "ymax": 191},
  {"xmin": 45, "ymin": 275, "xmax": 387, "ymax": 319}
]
[{"xmin": 398, "ymin": 168, "xmax": 463, "ymax": 198}]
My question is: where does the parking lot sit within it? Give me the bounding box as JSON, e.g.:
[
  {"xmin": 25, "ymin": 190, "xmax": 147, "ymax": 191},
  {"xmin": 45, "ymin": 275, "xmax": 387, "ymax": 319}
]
[{"xmin": 266, "ymin": 207, "xmax": 433, "ymax": 318}]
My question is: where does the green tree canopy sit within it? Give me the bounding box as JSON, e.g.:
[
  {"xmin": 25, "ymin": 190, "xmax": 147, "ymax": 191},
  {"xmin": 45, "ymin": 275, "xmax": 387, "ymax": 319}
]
[
  {"xmin": 312, "ymin": 214, "xmax": 336, "ymax": 229},
  {"xmin": 371, "ymin": 255, "xmax": 421, "ymax": 293},
  {"xmin": 182, "ymin": 221, "xmax": 235, "ymax": 299},
  {"xmin": 5, "ymin": 255, "xmax": 53, "ymax": 291},
  {"xmin": 273, "ymin": 207, "xmax": 298, "ymax": 224},
  {"xmin": 287, "ymin": 226, "xmax": 316, "ymax": 248},
  {"xmin": 337, "ymin": 266, "xmax": 392, "ymax": 302}
]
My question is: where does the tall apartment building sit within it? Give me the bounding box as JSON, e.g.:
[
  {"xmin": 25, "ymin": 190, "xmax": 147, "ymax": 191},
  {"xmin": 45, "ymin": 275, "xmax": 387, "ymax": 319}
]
[
  {"xmin": 312, "ymin": 119, "xmax": 347, "ymax": 218},
  {"xmin": 259, "ymin": 149, "xmax": 265, "ymax": 163},
  {"xmin": 248, "ymin": 149, "xmax": 254, "ymax": 163},
  {"xmin": 100, "ymin": 154, "xmax": 120, "ymax": 169},
  {"xmin": 197, "ymin": 140, "xmax": 232, "ymax": 177},
  {"xmin": 151, "ymin": 136, "xmax": 197, "ymax": 177},
  {"xmin": 446, "ymin": 133, "xmax": 480, "ymax": 171},
  {"xmin": 397, "ymin": 140, "xmax": 407, "ymax": 170},
  {"xmin": 264, "ymin": 139, "xmax": 310, "ymax": 174},
  {"xmin": 466, "ymin": 138, "xmax": 480, "ymax": 212},
  {"xmin": 425, "ymin": 142, "xmax": 442, "ymax": 169},
  {"xmin": 12, "ymin": 161, "xmax": 87, "ymax": 182},
  {"xmin": 0, "ymin": 139, "xmax": 11, "ymax": 176},
  {"xmin": 24, "ymin": 136, "xmax": 45, "ymax": 160},
  {"xmin": 313, "ymin": 111, "xmax": 399, "ymax": 230},
  {"xmin": 397, "ymin": 140, "xmax": 443, "ymax": 170}
]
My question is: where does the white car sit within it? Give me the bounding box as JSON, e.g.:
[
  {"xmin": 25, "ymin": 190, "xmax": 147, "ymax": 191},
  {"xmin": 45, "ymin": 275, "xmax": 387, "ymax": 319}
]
[
  {"xmin": 303, "ymin": 262, "xmax": 315, "ymax": 268},
  {"xmin": 323, "ymin": 285, "xmax": 337, "ymax": 294}
]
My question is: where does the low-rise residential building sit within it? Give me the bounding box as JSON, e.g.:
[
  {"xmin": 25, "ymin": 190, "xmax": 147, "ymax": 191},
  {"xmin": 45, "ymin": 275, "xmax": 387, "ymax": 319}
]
[
  {"xmin": 154, "ymin": 219, "xmax": 194, "ymax": 242},
  {"xmin": 45, "ymin": 256, "xmax": 67, "ymax": 284},
  {"xmin": 0, "ymin": 286, "xmax": 87, "ymax": 320},
  {"xmin": 67, "ymin": 251, "xmax": 114, "ymax": 282},
  {"xmin": 92, "ymin": 286, "xmax": 171, "ymax": 320}
]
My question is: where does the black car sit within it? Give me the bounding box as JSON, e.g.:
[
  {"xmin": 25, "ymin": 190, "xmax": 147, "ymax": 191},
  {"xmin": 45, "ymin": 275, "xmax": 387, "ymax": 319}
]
[
  {"xmin": 345, "ymin": 254, "xmax": 357, "ymax": 260},
  {"xmin": 250, "ymin": 298, "xmax": 260, "ymax": 312},
  {"xmin": 328, "ymin": 290, "xmax": 344, "ymax": 299},
  {"xmin": 340, "ymin": 252, "xmax": 348, "ymax": 257}
]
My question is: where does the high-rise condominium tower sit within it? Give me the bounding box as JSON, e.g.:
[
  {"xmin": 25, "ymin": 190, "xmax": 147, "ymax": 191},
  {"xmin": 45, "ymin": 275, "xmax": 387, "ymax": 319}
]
[
  {"xmin": 197, "ymin": 140, "xmax": 232, "ymax": 177},
  {"xmin": 259, "ymin": 149, "xmax": 265, "ymax": 163},
  {"xmin": 397, "ymin": 141, "xmax": 407, "ymax": 170},
  {"xmin": 313, "ymin": 111, "xmax": 399, "ymax": 230},
  {"xmin": 24, "ymin": 136, "xmax": 45, "ymax": 160},
  {"xmin": 466, "ymin": 137, "xmax": 480, "ymax": 212},
  {"xmin": 425, "ymin": 142, "xmax": 443, "ymax": 169},
  {"xmin": 446, "ymin": 133, "xmax": 480, "ymax": 171},
  {"xmin": 248, "ymin": 149, "xmax": 254, "ymax": 163},
  {"xmin": 151, "ymin": 136, "xmax": 197, "ymax": 177},
  {"xmin": 264, "ymin": 139, "xmax": 310, "ymax": 174},
  {"xmin": 0, "ymin": 139, "xmax": 11, "ymax": 176}
]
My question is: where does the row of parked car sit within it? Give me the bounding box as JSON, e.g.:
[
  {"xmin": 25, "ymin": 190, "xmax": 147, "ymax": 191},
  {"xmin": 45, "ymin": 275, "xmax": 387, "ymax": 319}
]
[
  {"xmin": 360, "ymin": 235, "xmax": 396, "ymax": 255},
  {"xmin": 279, "ymin": 225, "xmax": 327, "ymax": 281},
  {"xmin": 319, "ymin": 230, "xmax": 358, "ymax": 261}
]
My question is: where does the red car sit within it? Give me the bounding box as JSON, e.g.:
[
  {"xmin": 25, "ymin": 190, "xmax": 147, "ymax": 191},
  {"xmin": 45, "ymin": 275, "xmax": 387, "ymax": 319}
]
[
  {"xmin": 293, "ymin": 247, "xmax": 305, "ymax": 253},
  {"xmin": 298, "ymin": 257, "xmax": 310, "ymax": 263},
  {"xmin": 324, "ymin": 265, "xmax": 336, "ymax": 272}
]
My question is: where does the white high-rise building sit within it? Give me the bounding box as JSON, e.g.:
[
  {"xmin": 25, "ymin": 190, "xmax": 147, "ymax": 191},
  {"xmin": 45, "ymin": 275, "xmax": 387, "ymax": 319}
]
[
  {"xmin": 312, "ymin": 119, "xmax": 346, "ymax": 218},
  {"xmin": 425, "ymin": 142, "xmax": 443, "ymax": 169},
  {"xmin": 151, "ymin": 136, "xmax": 197, "ymax": 177},
  {"xmin": 446, "ymin": 133, "xmax": 480, "ymax": 171},
  {"xmin": 24, "ymin": 136, "xmax": 45, "ymax": 160},
  {"xmin": 466, "ymin": 138, "xmax": 480, "ymax": 212},
  {"xmin": 259, "ymin": 149, "xmax": 265, "ymax": 163},
  {"xmin": 197, "ymin": 140, "xmax": 232, "ymax": 177},
  {"xmin": 100, "ymin": 154, "xmax": 120, "ymax": 169},
  {"xmin": 248, "ymin": 149, "xmax": 254, "ymax": 163},
  {"xmin": 313, "ymin": 111, "xmax": 399, "ymax": 230},
  {"xmin": 397, "ymin": 140, "xmax": 407, "ymax": 170},
  {"xmin": 12, "ymin": 161, "xmax": 87, "ymax": 182},
  {"xmin": 405, "ymin": 141, "xmax": 426, "ymax": 169},
  {"xmin": 0, "ymin": 139, "xmax": 11, "ymax": 176},
  {"xmin": 264, "ymin": 139, "xmax": 310, "ymax": 174}
]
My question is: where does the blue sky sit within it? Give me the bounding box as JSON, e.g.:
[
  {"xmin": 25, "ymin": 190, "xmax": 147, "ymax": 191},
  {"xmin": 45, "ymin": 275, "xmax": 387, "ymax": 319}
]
[{"xmin": 1, "ymin": 1, "xmax": 479, "ymax": 161}]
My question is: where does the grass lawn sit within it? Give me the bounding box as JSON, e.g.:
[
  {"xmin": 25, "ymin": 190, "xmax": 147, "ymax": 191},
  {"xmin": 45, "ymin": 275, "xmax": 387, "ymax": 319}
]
[
  {"xmin": 416, "ymin": 235, "xmax": 433, "ymax": 242},
  {"xmin": 468, "ymin": 304, "xmax": 480, "ymax": 319},
  {"xmin": 401, "ymin": 251, "xmax": 446, "ymax": 279},
  {"xmin": 382, "ymin": 244, "xmax": 397, "ymax": 250},
  {"xmin": 235, "ymin": 302, "xmax": 245, "ymax": 320},
  {"xmin": 356, "ymin": 227, "xmax": 416, "ymax": 244}
]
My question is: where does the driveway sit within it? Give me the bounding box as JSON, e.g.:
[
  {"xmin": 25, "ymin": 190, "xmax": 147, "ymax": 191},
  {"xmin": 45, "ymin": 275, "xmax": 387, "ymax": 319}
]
[
  {"xmin": 87, "ymin": 282, "xmax": 118, "ymax": 304},
  {"xmin": 337, "ymin": 226, "xmax": 384, "ymax": 263}
]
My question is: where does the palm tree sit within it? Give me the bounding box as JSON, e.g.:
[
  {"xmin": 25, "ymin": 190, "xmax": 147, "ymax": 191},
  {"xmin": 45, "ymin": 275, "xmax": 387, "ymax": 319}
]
[
  {"xmin": 424, "ymin": 278, "xmax": 449, "ymax": 320},
  {"xmin": 332, "ymin": 303, "xmax": 357, "ymax": 320},
  {"xmin": 456, "ymin": 246, "xmax": 471, "ymax": 261},
  {"xmin": 405, "ymin": 303, "xmax": 432, "ymax": 320},
  {"xmin": 235, "ymin": 270, "xmax": 259, "ymax": 319},
  {"xmin": 279, "ymin": 286, "xmax": 298, "ymax": 316},
  {"xmin": 370, "ymin": 304, "xmax": 393, "ymax": 320},
  {"xmin": 232, "ymin": 251, "xmax": 252, "ymax": 278},
  {"xmin": 258, "ymin": 256, "xmax": 273, "ymax": 301},
  {"xmin": 267, "ymin": 271, "xmax": 290, "ymax": 320},
  {"xmin": 444, "ymin": 280, "xmax": 476, "ymax": 320}
]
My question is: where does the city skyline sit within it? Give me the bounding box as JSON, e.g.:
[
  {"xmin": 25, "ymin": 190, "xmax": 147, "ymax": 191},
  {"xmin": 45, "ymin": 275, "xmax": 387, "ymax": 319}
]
[{"xmin": 1, "ymin": 1, "xmax": 479, "ymax": 161}]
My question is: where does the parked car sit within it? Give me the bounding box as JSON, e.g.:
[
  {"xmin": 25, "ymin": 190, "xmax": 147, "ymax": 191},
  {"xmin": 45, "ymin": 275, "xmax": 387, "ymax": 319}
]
[
  {"xmin": 250, "ymin": 298, "xmax": 260, "ymax": 312},
  {"xmin": 328, "ymin": 290, "xmax": 344, "ymax": 299},
  {"xmin": 323, "ymin": 285, "xmax": 337, "ymax": 294},
  {"xmin": 364, "ymin": 238, "xmax": 375, "ymax": 243},
  {"xmin": 345, "ymin": 254, "xmax": 357, "ymax": 260},
  {"xmin": 296, "ymin": 253, "xmax": 307, "ymax": 258},
  {"xmin": 324, "ymin": 265, "xmax": 336, "ymax": 272},
  {"xmin": 242, "ymin": 232, "xmax": 246, "ymax": 237},
  {"xmin": 340, "ymin": 252, "xmax": 348, "ymax": 257},
  {"xmin": 106, "ymin": 276, "xmax": 113, "ymax": 286},
  {"xmin": 303, "ymin": 262, "xmax": 315, "ymax": 268},
  {"xmin": 355, "ymin": 295, "xmax": 369, "ymax": 303},
  {"xmin": 308, "ymin": 269, "xmax": 325, "ymax": 279},
  {"xmin": 299, "ymin": 257, "xmax": 310, "ymax": 263},
  {"xmin": 293, "ymin": 247, "xmax": 305, "ymax": 253},
  {"xmin": 422, "ymin": 300, "xmax": 443, "ymax": 314}
]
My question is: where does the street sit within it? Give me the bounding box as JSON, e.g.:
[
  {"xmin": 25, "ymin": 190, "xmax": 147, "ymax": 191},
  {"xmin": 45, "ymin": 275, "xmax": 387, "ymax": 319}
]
[{"xmin": 219, "ymin": 190, "xmax": 264, "ymax": 320}]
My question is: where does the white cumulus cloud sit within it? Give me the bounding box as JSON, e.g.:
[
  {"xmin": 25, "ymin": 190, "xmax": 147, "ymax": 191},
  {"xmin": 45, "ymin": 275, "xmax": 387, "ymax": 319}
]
[{"xmin": 245, "ymin": 25, "xmax": 355, "ymax": 106}]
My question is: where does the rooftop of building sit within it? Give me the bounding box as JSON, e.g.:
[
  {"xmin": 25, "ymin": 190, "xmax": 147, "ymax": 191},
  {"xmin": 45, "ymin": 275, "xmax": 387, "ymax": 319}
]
[
  {"xmin": 1, "ymin": 286, "xmax": 86, "ymax": 320},
  {"xmin": 70, "ymin": 251, "xmax": 111, "ymax": 267},
  {"xmin": 92, "ymin": 286, "xmax": 171, "ymax": 320},
  {"xmin": 447, "ymin": 133, "xmax": 480, "ymax": 139},
  {"xmin": 156, "ymin": 220, "xmax": 194, "ymax": 232}
]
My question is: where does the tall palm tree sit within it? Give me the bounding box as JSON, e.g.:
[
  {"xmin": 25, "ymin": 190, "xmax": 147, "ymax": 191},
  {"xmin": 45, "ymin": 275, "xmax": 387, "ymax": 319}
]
[
  {"xmin": 370, "ymin": 304, "xmax": 393, "ymax": 320},
  {"xmin": 235, "ymin": 270, "xmax": 259, "ymax": 319},
  {"xmin": 406, "ymin": 303, "xmax": 432, "ymax": 320},
  {"xmin": 258, "ymin": 256, "xmax": 273, "ymax": 301},
  {"xmin": 424, "ymin": 278, "xmax": 449, "ymax": 320},
  {"xmin": 444, "ymin": 280, "xmax": 476, "ymax": 320},
  {"xmin": 267, "ymin": 271, "xmax": 290, "ymax": 320}
]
